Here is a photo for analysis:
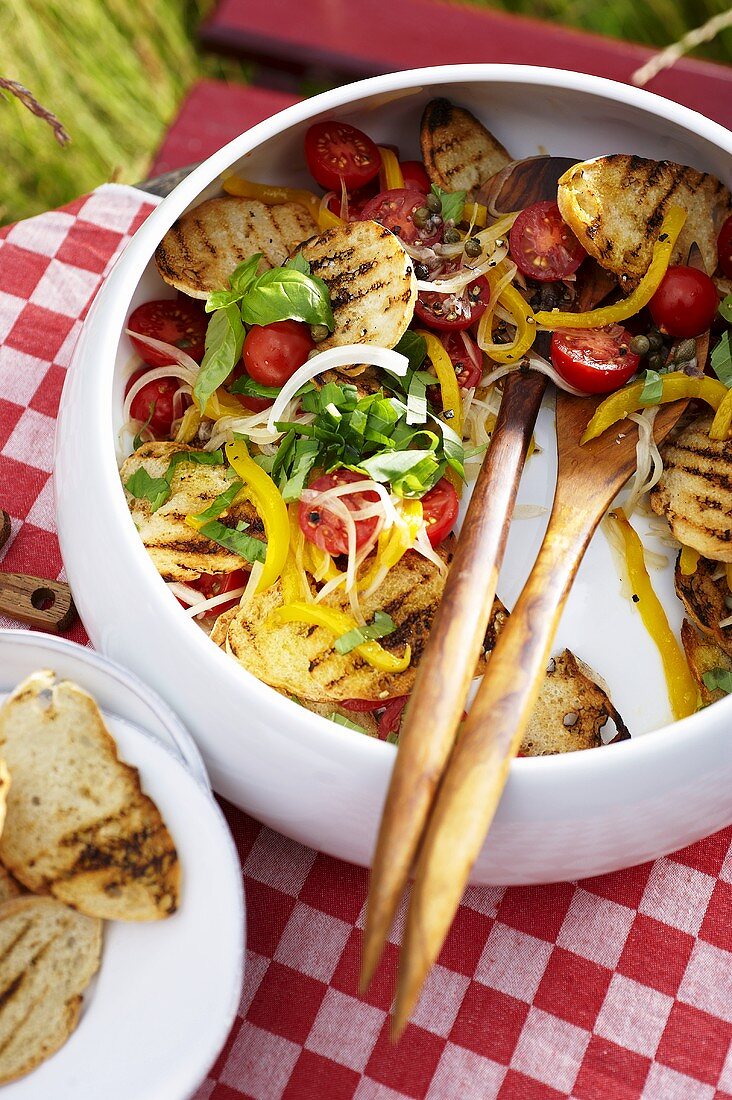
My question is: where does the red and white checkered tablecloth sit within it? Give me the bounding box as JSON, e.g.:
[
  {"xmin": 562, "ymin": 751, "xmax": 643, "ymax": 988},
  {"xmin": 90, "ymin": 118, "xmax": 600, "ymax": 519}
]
[{"xmin": 2, "ymin": 186, "xmax": 732, "ymax": 1100}]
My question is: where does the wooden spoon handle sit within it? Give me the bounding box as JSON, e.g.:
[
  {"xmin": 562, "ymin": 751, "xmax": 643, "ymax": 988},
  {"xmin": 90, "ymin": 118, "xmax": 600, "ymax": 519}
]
[
  {"xmin": 361, "ymin": 370, "xmax": 547, "ymax": 990},
  {"xmin": 0, "ymin": 573, "xmax": 77, "ymax": 633},
  {"xmin": 394, "ymin": 496, "xmax": 597, "ymax": 1033}
]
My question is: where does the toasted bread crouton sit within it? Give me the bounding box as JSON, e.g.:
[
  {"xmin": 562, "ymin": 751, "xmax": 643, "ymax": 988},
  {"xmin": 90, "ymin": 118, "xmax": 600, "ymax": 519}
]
[
  {"xmin": 558, "ymin": 155, "xmax": 732, "ymax": 285},
  {"xmin": 650, "ymin": 416, "xmax": 732, "ymax": 562},
  {"xmin": 298, "ymin": 220, "xmax": 417, "ymax": 350},
  {"xmin": 420, "ymin": 99, "xmax": 511, "ymax": 194},
  {"xmin": 0, "ymin": 896, "xmax": 101, "ymax": 1085},
  {"xmin": 155, "ymin": 197, "xmax": 317, "ymax": 298},
  {"xmin": 121, "ymin": 441, "xmax": 263, "ymax": 583},
  {"xmin": 0, "ymin": 866, "xmax": 24, "ymax": 904},
  {"xmin": 0, "ymin": 672, "xmax": 179, "ymax": 921},
  {"xmin": 681, "ymin": 619, "xmax": 731, "ymax": 705},
  {"xmin": 675, "ymin": 553, "xmax": 732, "ymax": 657}
]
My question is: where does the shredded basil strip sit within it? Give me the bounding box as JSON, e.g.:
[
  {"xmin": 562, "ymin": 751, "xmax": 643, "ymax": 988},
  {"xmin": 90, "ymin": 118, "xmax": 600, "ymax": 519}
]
[
  {"xmin": 718, "ymin": 294, "xmax": 732, "ymax": 325},
  {"xmin": 240, "ymin": 267, "xmax": 334, "ymax": 330},
  {"xmin": 711, "ymin": 331, "xmax": 732, "ymax": 388},
  {"xmin": 431, "ymin": 184, "xmax": 466, "ymax": 224},
  {"xmin": 393, "ymin": 330, "xmax": 427, "ymax": 372},
  {"xmin": 194, "ymin": 304, "xmax": 245, "ymax": 412},
  {"xmin": 639, "ymin": 369, "xmax": 663, "ymax": 406},
  {"xmin": 125, "ymin": 449, "xmax": 224, "ymax": 512},
  {"xmin": 198, "ymin": 519, "xmax": 267, "ymax": 563},
  {"xmin": 406, "ymin": 371, "xmax": 428, "ymax": 426},
  {"xmin": 334, "ymin": 611, "xmax": 397, "ymax": 655},
  {"xmin": 190, "ymin": 480, "xmax": 243, "ymax": 525},
  {"xmin": 327, "ymin": 713, "xmax": 370, "ymax": 734},
  {"xmin": 702, "ymin": 668, "xmax": 732, "ymax": 695}
]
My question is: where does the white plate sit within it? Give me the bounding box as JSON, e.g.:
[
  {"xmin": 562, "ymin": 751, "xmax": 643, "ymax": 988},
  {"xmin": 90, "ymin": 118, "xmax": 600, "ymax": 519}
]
[
  {"xmin": 0, "ymin": 631, "xmax": 244, "ymax": 1100},
  {"xmin": 56, "ymin": 66, "xmax": 732, "ymax": 883}
]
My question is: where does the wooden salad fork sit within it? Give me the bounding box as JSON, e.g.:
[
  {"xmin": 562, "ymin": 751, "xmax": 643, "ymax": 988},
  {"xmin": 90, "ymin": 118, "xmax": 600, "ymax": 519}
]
[
  {"xmin": 390, "ymin": 390, "xmax": 687, "ymax": 1035},
  {"xmin": 0, "ymin": 508, "xmax": 76, "ymax": 633}
]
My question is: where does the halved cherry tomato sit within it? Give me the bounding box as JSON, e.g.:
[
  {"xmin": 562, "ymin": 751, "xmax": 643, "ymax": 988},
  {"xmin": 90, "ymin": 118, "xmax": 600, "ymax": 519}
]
[
  {"xmin": 421, "ymin": 478, "xmax": 459, "ymax": 545},
  {"xmin": 719, "ymin": 215, "xmax": 732, "ymax": 279},
  {"xmin": 128, "ymin": 299, "xmax": 208, "ymax": 366},
  {"xmin": 127, "ymin": 372, "xmax": 180, "ymax": 436},
  {"xmin": 550, "ymin": 326, "xmax": 640, "ymax": 394},
  {"xmin": 299, "ymin": 470, "xmax": 379, "ymax": 556},
  {"xmin": 326, "ymin": 178, "xmax": 378, "ymax": 220},
  {"xmin": 192, "ymin": 569, "xmax": 249, "ymax": 614},
  {"xmin": 442, "ymin": 330, "xmax": 483, "ymax": 388},
  {"xmin": 414, "ymin": 263, "xmax": 491, "ymax": 332},
  {"xmin": 243, "ymin": 320, "xmax": 314, "ymax": 388},
  {"xmin": 304, "ymin": 121, "xmax": 381, "ymax": 192},
  {"xmin": 400, "ymin": 160, "xmax": 430, "ymax": 193},
  {"xmin": 649, "ymin": 265, "xmax": 719, "ymax": 338},
  {"xmin": 509, "ymin": 201, "xmax": 585, "ymax": 282},
  {"xmin": 359, "ymin": 188, "xmax": 441, "ymax": 246}
]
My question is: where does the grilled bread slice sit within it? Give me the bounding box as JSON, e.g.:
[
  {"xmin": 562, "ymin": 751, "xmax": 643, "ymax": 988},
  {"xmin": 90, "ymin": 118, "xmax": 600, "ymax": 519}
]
[
  {"xmin": 0, "ymin": 896, "xmax": 101, "ymax": 1085},
  {"xmin": 155, "ymin": 197, "xmax": 317, "ymax": 298},
  {"xmin": 0, "ymin": 671, "xmax": 179, "ymax": 921},
  {"xmin": 681, "ymin": 619, "xmax": 732, "ymax": 705},
  {"xmin": 420, "ymin": 98, "xmax": 511, "ymax": 195},
  {"xmin": 675, "ymin": 554, "xmax": 732, "ymax": 658},
  {"xmin": 298, "ymin": 220, "xmax": 417, "ymax": 350},
  {"xmin": 558, "ymin": 155, "xmax": 732, "ymax": 285},
  {"xmin": 650, "ymin": 415, "xmax": 732, "ymax": 562},
  {"xmin": 522, "ymin": 651, "xmax": 629, "ymax": 754},
  {"xmin": 121, "ymin": 441, "xmax": 263, "ymax": 583},
  {"xmin": 0, "ymin": 866, "xmax": 24, "ymax": 904}
]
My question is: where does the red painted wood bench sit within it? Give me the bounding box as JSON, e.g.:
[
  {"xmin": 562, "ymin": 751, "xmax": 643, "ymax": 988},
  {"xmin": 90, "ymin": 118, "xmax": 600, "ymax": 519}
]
[{"xmin": 199, "ymin": 0, "xmax": 732, "ymax": 131}]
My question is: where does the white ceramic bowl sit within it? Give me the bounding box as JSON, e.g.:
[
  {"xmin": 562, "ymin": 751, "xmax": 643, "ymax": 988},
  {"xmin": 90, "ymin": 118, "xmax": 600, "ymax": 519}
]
[{"xmin": 56, "ymin": 65, "xmax": 732, "ymax": 884}]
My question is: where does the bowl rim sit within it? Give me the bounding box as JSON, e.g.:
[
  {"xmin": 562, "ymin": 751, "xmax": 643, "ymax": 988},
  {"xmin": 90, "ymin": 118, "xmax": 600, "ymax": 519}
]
[{"xmin": 68, "ymin": 63, "xmax": 732, "ymax": 786}]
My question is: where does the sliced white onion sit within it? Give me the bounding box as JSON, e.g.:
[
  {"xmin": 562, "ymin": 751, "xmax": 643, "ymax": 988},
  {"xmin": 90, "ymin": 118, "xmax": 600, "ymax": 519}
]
[
  {"xmin": 481, "ymin": 354, "xmax": 590, "ymax": 397},
  {"xmin": 124, "ymin": 329, "xmax": 200, "ymax": 384},
  {"xmin": 185, "ymin": 586, "xmax": 247, "ymax": 619},
  {"xmin": 267, "ymin": 345, "xmax": 409, "ymax": 433},
  {"xmin": 623, "ymin": 408, "xmax": 663, "ymax": 518},
  {"xmin": 166, "ymin": 581, "xmax": 206, "ymax": 606},
  {"xmin": 413, "ymin": 523, "xmax": 448, "ymax": 574},
  {"xmin": 239, "ymin": 561, "xmax": 265, "ymax": 610},
  {"xmin": 460, "ymin": 330, "xmax": 483, "ymax": 373},
  {"xmin": 300, "ymin": 480, "xmax": 397, "ymax": 529},
  {"xmin": 416, "ymin": 245, "xmax": 508, "ymax": 293},
  {"xmin": 122, "ymin": 365, "xmax": 196, "ymax": 425},
  {"xmin": 718, "ymin": 614, "xmax": 732, "ymax": 629}
]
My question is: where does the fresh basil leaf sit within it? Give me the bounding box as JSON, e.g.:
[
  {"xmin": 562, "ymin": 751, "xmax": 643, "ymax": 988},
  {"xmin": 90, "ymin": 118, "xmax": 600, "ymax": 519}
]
[
  {"xmin": 240, "ymin": 268, "xmax": 335, "ymax": 330},
  {"xmin": 431, "ymin": 184, "xmax": 467, "ymax": 225},
  {"xmin": 132, "ymin": 401, "xmax": 156, "ymax": 451},
  {"xmin": 194, "ymin": 305, "xmax": 245, "ymax": 411},
  {"xmin": 124, "ymin": 467, "xmax": 170, "ymax": 511},
  {"xmin": 198, "ymin": 519, "xmax": 267, "ymax": 563},
  {"xmin": 719, "ymin": 295, "xmax": 732, "ymax": 325},
  {"xmin": 406, "ymin": 371, "xmax": 427, "ymax": 426},
  {"xmin": 205, "ymin": 255, "xmax": 262, "ymax": 312},
  {"xmin": 711, "ymin": 331, "xmax": 732, "ymax": 388},
  {"xmin": 359, "ymin": 447, "xmax": 439, "ymax": 485},
  {"xmin": 280, "ymin": 438, "xmax": 319, "ymax": 502},
  {"xmin": 229, "ymin": 376, "xmax": 281, "ymax": 398},
  {"xmin": 286, "ymin": 253, "xmax": 310, "ymax": 275},
  {"xmin": 166, "ymin": 450, "xmax": 224, "ymax": 479},
  {"xmin": 702, "ymin": 668, "xmax": 732, "ymax": 695},
  {"xmin": 639, "ymin": 369, "xmax": 663, "ymax": 405},
  {"xmin": 334, "ymin": 611, "xmax": 396, "ymax": 654},
  {"xmin": 327, "ymin": 713, "xmax": 369, "ymax": 735},
  {"xmin": 393, "ymin": 331, "xmax": 427, "ymax": 371},
  {"xmin": 190, "ymin": 480, "xmax": 243, "ymax": 525},
  {"xmin": 251, "ymin": 453, "xmax": 275, "ymax": 474}
]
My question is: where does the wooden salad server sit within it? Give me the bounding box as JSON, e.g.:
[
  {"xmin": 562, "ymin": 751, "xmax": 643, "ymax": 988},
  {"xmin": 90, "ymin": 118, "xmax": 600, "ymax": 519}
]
[
  {"xmin": 391, "ymin": 391, "xmax": 687, "ymax": 1035},
  {"xmin": 0, "ymin": 509, "xmax": 76, "ymax": 632}
]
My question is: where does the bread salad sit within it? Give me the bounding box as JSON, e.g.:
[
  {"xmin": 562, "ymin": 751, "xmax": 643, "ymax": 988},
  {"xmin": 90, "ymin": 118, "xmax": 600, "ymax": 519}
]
[{"xmin": 120, "ymin": 99, "xmax": 732, "ymax": 749}]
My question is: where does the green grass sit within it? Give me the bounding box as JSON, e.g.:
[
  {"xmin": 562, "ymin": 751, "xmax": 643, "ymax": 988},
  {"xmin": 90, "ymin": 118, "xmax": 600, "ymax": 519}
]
[{"xmin": 0, "ymin": 0, "xmax": 730, "ymax": 225}]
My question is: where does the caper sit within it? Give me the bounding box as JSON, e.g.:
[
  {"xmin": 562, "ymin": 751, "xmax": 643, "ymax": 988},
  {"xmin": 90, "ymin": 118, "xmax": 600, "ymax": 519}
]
[
  {"xmin": 647, "ymin": 330, "xmax": 664, "ymax": 352},
  {"xmin": 629, "ymin": 334, "xmax": 650, "ymax": 356},
  {"xmin": 426, "ymin": 192, "xmax": 442, "ymax": 214},
  {"xmin": 415, "ymin": 262, "xmax": 429, "ymax": 281},
  {"xmin": 310, "ymin": 324, "xmax": 330, "ymax": 343},
  {"xmin": 444, "ymin": 227, "xmax": 462, "ymax": 244},
  {"xmin": 464, "ymin": 237, "xmax": 482, "ymax": 258},
  {"xmin": 648, "ymin": 352, "xmax": 664, "ymax": 371},
  {"xmin": 674, "ymin": 338, "xmax": 696, "ymax": 363},
  {"xmin": 412, "ymin": 206, "xmax": 430, "ymax": 228}
]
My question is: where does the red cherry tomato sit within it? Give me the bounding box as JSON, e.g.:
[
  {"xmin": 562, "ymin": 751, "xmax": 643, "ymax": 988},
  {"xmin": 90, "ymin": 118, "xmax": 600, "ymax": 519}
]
[
  {"xmin": 550, "ymin": 326, "xmax": 640, "ymax": 394},
  {"xmin": 326, "ymin": 179, "xmax": 378, "ymax": 220},
  {"xmin": 128, "ymin": 299, "xmax": 208, "ymax": 366},
  {"xmin": 359, "ymin": 188, "xmax": 441, "ymax": 246},
  {"xmin": 399, "ymin": 160, "xmax": 430, "ymax": 193},
  {"xmin": 441, "ymin": 330, "xmax": 483, "ymax": 388},
  {"xmin": 718, "ymin": 215, "xmax": 732, "ymax": 279},
  {"xmin": 509, "ymin": 201, "xmax": 585, "ymax": 282},
  {"xmin": 648, "ymin": 265, "xmax": 719, "ymax": 338},
  {"xmin": 304, "ymin": 121, "xmax": 381, "ymax": 192},
  {"xmin": 299, "ymin": 470, "xmax": 380, "ymax": 556},
  {"xmin": 192, "ymin": 569, "xmax": 249, "ymax": 614},
  {"xmin": 420, "ymin": 478, "xmax": 459, "ymax": 546},
  {"xmin": 127, "ymin": 372, "xmax": 180, "ymax": 436},
  {"xmin": 414, "ymin": 263, "xmax": 490, "ymax": 332},
  {"xmin": 243, "ymin": 320, "xmax": 314, "ymax": 388}
]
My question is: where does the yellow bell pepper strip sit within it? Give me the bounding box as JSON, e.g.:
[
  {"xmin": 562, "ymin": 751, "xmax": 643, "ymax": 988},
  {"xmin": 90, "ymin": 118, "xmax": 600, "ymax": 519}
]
[
  {"xmin": 609, "ymin": 509, "xmax": 699, "ymax": 720},
  {"xmin": 581, "ymin": 371, "xmax": 728, "ymax": 444},
  {"xmin": 710, "ymin": 385, "xmax": 732, "ymax": 440},
  {"xmin": 359, "ymin": 500, "xmax": 423, "ymax": 591},
  {"xmin": 378, "ymin": 148, "xmax": 404, "ymax": 190},
  {"xmin": 203, "ymin": 388, "xmax": 245, "ymax": 420},
  {"xmin": 174, "ymin": 405, "xmax": 201, "ymax": 445},
  {"xmin": 222, "ymin": 175, "xmax": 343, "ymax": 232},
  {"xmin": 535, "ymin": 205, "xmax": 687, "ymax": 330},
  {"xmin": 463, "ymin": 202, "xmax": 487, "ymax": 229},
  {"xmin": 481, "ymin": 277, "xmax": 537, "ymax": 364},
  {"xmin": 679, "ymin": 545, "xmax": 700, "ymax": 576},
  {"xmin": 417, "ymin": 329, "xmax": 463, "ymax": 438},
  {"xmin": 225, "ymin": 440, "xmax": 290, "ymax": 592},
  {"xmin": 274, "ymin": 602, "xmax": 411, "ymax": 672}
]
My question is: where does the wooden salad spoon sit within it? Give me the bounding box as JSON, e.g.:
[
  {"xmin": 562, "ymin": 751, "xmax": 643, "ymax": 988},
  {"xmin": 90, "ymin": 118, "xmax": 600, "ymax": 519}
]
[
  {"xmin": 0, "ymin": 509, "xmax": 77, "ymax": 633},
  {"xmin": 391, "ymin": 391, "xmax": 687, "ymax": 1035}
]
